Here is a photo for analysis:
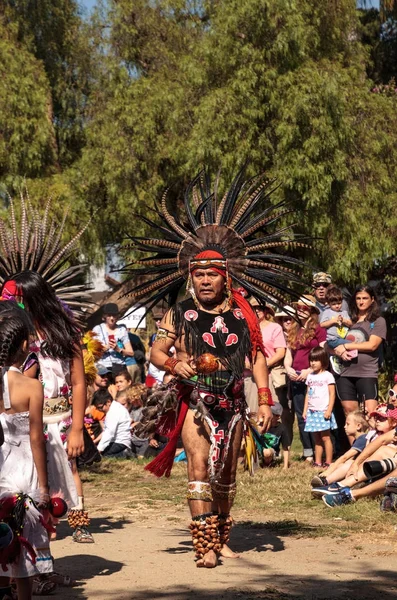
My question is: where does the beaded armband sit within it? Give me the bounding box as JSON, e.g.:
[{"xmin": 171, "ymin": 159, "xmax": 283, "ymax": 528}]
[
  {"xmin": 164, "ymin": 357, "xmax": 181, "ymax": 375},
  {"xmin": 257, "ymin": 386, "xmax": 274, "ymax": 407}
]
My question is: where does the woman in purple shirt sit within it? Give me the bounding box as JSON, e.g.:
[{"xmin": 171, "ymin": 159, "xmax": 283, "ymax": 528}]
[{"xmin": 284, "ymin": 295, "xmax": 327, "ymax": 461}]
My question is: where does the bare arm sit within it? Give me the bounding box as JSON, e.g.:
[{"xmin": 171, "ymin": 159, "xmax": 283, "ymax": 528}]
[
  {"xmin": 349, "ymin": 430, "xmax": 395, "ymax": 476},
  {"xmin": 151, "ymin": 311, "xmax": 197, "ymax": 379},
  {"xmin": 283, "ymin": 448, "xmax": 290, "ymax": 470},
  {"xmin": 29, "ymin": 380, "xmax": 48, "ymax": 499},
  {"xmin": 267, "ymin": 347, "xmax": 286, "ymax": 369},
  {"xmin": 324, "ymin": 384, "xmax": 335, "ymax": 420},
  {"xmin": 320, "ymin": 318, "xmax": 337, "ymax": 329},
  {"xmin": 252, "ymin": 350, "xmax": 272, "ymax": 432},
  {"xmin": 120, "ymin": 339, "xmax": 134, "ymax": 358},
  {"xmin": 335, "ymin": 335, "xmax": 383, "ymax": 359},
  {"xmin": 67, "ymin": 345, "xmax": 86, "ymax": 458},
  {"xmin": 284, "ymin": 347, "xmax": 298, "ymax": 381},
  {"xmin": 302, "ymin": 389, "xmax": 309, "ymax": 421}
]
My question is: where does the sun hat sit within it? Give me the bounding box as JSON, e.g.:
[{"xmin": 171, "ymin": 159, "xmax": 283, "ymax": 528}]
[
  {"xmin": 249, "ymin": 297, "xmax": 275, "ymax": 316},
  {"xmin": 292, "ymin": 295, "xmax": 320, "ymax": 314},
  {"xmin": 275, "ymin": 305, "xmax": 295, "ymax": 318}
]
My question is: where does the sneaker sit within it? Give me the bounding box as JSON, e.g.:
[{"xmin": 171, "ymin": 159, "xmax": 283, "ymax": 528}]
[
  {"xmin": 322, "ymin": 487, "xmax": 354, "ymax": 507},
  {"xmin": 311, "ymin": 475, "xmax": 328, "ymax": 487},
  {"xmin": 311, "ymin": 482, "xmax": 342, "ymax": 499},
  {"xmin": 312, "ymin": 462, "xmax": 323, "ymax": 468},
  {"xmin": 346, "ymin": 350, "xmax": 358, "ymax": 359},
  {"xmin": 330, "ymin": 356, "xmax": 343, "ymax": 375}
]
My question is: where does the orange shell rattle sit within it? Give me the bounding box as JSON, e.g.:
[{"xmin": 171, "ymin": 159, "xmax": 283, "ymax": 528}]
[{"xmin": 194, "ymin": 353, "xmax": 219, "ymax": 374}]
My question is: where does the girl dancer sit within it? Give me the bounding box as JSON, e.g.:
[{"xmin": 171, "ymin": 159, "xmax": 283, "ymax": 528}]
[
  {"xmin": 2, "ymin": 273, "xmax": 93, "ymax": 542},
  {"xmin": 0, "ymin": 302, "xmax": 53, "ymax": 600}
]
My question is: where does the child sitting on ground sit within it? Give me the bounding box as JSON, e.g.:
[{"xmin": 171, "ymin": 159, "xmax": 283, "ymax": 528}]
[
  {"xmin": 92, "ymin": 389, "xmax": 132, "ymax": 458},
  {"xmin": 318, "ymin": 404, "xmax": 397, "ymax": 507},
  {"xmin": 261, "ymin": 403, "xmax": 290, "ymax": 470},
  {"xmin": 302, "ymin": 347, "xmax": 337, "ymax": 468},
  {"xmin": 311, "ymin": 410, "xmax": 369, "ymax": 493}
]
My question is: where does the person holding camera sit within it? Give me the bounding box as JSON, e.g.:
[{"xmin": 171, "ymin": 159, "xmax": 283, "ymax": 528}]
[{"xmin": 93, "ymin": 304, "xmax": 134, "ymax": 376}]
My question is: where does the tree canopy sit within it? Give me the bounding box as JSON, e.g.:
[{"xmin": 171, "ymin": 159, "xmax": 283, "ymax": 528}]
[{"xmin": 1, "ymin": 0, "xmax": 396, "ymax": 290}]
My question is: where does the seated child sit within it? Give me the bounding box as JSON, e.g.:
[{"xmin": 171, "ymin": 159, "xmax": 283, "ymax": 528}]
[
  {"xmin": 311, "ymin": 410, "xmax": 369, "ymax": 495},
  {"xmin": 93, "ymin": 389, "xmax": 132, "ymax": 458},
  {"xmin": 319, "ymin": 404, "xmax": 397, "ymax": 507},
  {"xmin": 320, "ymin": 286, "xmax": 356, "ymax": 368},
  {"xmin": 262, "ymin": 403, "xmax": 290, "ymax": 470}
]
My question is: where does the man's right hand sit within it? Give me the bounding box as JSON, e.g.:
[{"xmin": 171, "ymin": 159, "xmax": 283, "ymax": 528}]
[{"xmin": 173, "ymin": 360, "xmax": 197, "ymax": 379}]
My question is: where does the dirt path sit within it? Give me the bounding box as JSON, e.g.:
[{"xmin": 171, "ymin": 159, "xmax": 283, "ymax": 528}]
[{"xmin": 52, "ymin": 508, "xmax": 397, "ymax": 600}]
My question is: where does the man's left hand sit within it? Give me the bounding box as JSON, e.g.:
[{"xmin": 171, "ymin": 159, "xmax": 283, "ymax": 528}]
[{"xmin": 256, "ymin": 405, "xmax": 272, "ymax": 432}]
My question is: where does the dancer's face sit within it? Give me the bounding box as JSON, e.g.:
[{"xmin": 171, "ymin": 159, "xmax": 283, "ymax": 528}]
[{"xmin": 192, "ymin": 269, "xmax": 226, "ymax": 307}]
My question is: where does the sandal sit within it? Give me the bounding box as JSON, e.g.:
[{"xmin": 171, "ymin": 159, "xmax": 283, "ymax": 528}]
[
  {"xmin": 32, "ymin": 578, "xmax": 57, "ymax": 596},
  {"xmin": 72, "ymin": 526, "xmax": 95, "ymax": 543}
]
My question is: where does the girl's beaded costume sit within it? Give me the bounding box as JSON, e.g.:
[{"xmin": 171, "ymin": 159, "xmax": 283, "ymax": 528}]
[{"xmin": 122, "ymin": 167, "xmax": 308, "ymax": 563}]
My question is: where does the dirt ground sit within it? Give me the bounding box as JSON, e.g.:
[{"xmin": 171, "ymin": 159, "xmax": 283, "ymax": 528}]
[{"xmin": 52, "ymin": 504, "xmax": 397, "ymax": 600}]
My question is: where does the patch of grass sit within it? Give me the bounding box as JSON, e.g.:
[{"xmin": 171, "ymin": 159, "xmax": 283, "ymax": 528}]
[{"xmin": 80, "ymin": 454, "xmax": 397, "ymax": 540}]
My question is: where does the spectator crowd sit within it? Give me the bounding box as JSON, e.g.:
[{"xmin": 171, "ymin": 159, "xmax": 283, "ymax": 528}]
[{"xmin": 88, "ymin": 274, "xmax": 396, "ymax": 515}]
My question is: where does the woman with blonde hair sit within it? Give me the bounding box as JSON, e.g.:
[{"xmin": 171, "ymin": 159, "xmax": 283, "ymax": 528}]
[{"xmin": 284, "ymin": 295, "xmax": 326, "ymax": 461}]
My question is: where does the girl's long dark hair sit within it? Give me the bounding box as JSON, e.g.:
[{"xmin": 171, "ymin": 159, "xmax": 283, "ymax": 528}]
[
  {"xmin": 349, "ymin": 284, "xmax": 381, "ymax": 323},
  {"xmin": 3, "ymin": 271, "xmax": 80, "ymax": 360},
  {"xmin": 0, "ymin": 301, "xmax": 33, "ymax": 366}
]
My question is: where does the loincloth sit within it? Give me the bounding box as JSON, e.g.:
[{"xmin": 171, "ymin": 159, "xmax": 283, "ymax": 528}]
[{"xmin": 145, "ymin": 373, "xmax": 246, "ymax": 479}]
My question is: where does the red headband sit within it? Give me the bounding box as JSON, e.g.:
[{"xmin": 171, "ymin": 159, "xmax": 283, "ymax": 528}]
[{"xmin": 189, "ymin": 250, "xmax": 227, "ymax": 278}]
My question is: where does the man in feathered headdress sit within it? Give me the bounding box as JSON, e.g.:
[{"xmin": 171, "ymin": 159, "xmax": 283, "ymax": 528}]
[
  {"xmin": 145, "ymin": 249, "xmax": 273, "ymax": 567},
  {"xmin": 123, "ymin": 168, "xmax": 307, "ymax": 567}
]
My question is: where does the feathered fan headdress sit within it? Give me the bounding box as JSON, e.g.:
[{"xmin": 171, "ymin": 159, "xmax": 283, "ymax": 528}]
[
  {"xmin": 0, "ymin": 190, "xmax": 93, "ymax": 324},
  {"xmin": 121, "ymin": 166, "xmax": 309, "ymax": 311}
]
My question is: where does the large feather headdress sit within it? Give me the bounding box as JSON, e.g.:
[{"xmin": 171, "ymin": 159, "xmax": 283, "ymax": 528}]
[
  {"xmin": 0, "ymin": 190, "xmax": 93, "ymax": 324},
  {"xmin": 121, "ymin": 167, "xmax": 309, "ymax": 312}
]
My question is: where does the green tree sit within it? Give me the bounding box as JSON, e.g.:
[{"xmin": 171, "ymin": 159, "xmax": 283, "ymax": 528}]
[
  {"xmin": 80, "ymin": 0, "xmax": 397, "ymax": 285},
  {"xmin": 0, "ymin": 18, "xmax": 56, "ymax": 184},
  {"xmin": 3, "ymin": 0, "xmax": 95, "ymax": 166}
]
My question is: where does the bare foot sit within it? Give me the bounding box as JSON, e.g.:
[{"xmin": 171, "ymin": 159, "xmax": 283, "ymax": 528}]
[
  {"xmin": 196, "ymin": 549, "xmax": 218, "ymax": 568},
  {"xmin": 220, "ymin": 543, "xmax": 240, "ymax": 559}
]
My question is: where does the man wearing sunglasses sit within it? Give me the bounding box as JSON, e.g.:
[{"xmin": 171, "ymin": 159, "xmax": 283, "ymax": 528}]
[{"xmin": 312, "ymin": 272, "xmax": 332, "ymax": 313}]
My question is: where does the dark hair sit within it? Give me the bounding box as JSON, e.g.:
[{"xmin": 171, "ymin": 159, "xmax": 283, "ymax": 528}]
[
  {"xmin": 349, "ymin": 285, "xmax": 380, "ymax": 323},
  {"xmin": 115, "ymin": 370, "xmax": 132, "ymax": 383},
  {"xmin": 325, "ymin": 285, "xmax": 343, "ymax": 305},
  {"xmin": 0, "ymin": 301, "xmax": 33, "ymax": 367},
  {"xmin": 92, "ymin": 388, "xmax": 112, "ymax": 408},
  {"xmin": 309, "ymin": 346, "xmax": 329, "ymax": 369},
  {"xmin": 3, "ymin": 271, "xmax": 81, "ymax": 360}
]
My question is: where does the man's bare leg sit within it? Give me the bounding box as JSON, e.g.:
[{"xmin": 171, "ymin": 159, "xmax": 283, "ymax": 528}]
[
  {"xmin": 212, "ymin": 419, "xmax": 243, "ymax": 559},
  {"xmin": 182, "ymin": 409, "xmax": 218, "ymax": 568}
]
